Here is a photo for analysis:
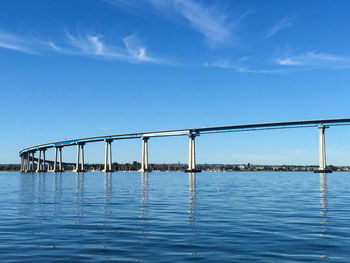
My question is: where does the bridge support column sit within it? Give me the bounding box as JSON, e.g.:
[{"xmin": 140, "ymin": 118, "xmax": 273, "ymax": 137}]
[
  {"xmin": 74, "ymin": 143, "xmax": 85, "ymax": 172},
  {"xmin": 25, "ymin": 152, "xmax": 30, "ymax": 172},
  {"xmin": 52, "ymin": 147, "xmax": 64, "ymax": 172},
  {"xmin": 139, "ymin": 137, "xmax": 150, "ymax": 172},
  {"xmin": 20, "ymin": 154, "xmax": 24, "ymax": 172},
  {"xmin": 35, "ymin": 149, "xmax": 47, "ymax": 172},
  {"xmin": 75, "ymin": 144, "xmax": 80, "ymax": 172},
  {"xmin": 31, "ymin": 152, "xmax": 35, "ymax": 171},
  {"xmin": 53, "ymin": 147, "xmax": 58, "ymax": 172},
  {"xmin": 42, "ymin": 149, "xmax": 47, "ymax": 172},
  {"xmin": 59, "ymin": 147, "xmax": 63, "ymax": 171},
  {"xmin": 103, "ymin": 139, "xmax": 113, "ymax": 172},
  {"xmin": 315, "ymin": 125, "xmax": 332, "ymax": 173},
  {"xmin": 185, "ymin": 133, "xmax": 201, "ymax": 173},
  {"xmin": 81, "ymin": 144, "xmax": 85, "ymax": 171},
  {"xmin": 36, "ymin": 150, "xmax": 42, "ymax": 172}
]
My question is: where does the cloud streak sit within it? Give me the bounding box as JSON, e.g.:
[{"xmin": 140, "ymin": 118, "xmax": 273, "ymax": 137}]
[
  {"xmin": 0, "ymin": 30, "xmax": 42, "ymax": 54},
  {"xmin": 64, "ymin": 31, "xmax": 168, "ymax": 63},
  {"xmin": 206, "ymin": 51, "xmax": 350, "ymax": 73},
  {"xmin": 264, "ymin": 17, "xmax": 292, "ymax": 39},
  {"xmin": 123, "ymin": 33, "xmax": 157, "ymax": 62},
  {"xmin": 103, "ymin": 0, "xmax": 236, "ymax": 45},
  {"xmin": 0, "ymin": 28, "xmax": 168, "ymax": 64},
  {"xmin": 151, "ymin": 0, "xmax": 234, "ymax": 45},
  {"xmin": 204, "ymin": 58, "xmax": 287, "ymax": 74},
  {"xmin": 65, "ymin": 32, "xmax": 129, "ymax": 60},
  {"xmin": 276, "ymin": 51, "xmax": 350, "ymax": 68}
]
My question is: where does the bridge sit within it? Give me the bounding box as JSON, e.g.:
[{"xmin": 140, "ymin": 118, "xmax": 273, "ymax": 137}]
[{"xmin": 19, "ymin": 117, "xmax": 350, "ymax": 173}]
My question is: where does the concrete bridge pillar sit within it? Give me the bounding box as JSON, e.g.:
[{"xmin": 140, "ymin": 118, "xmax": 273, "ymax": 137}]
[
  {"xmin": 81, "ymin": 144, "xmax": 85, "ymax": 171},
  {"xmin": 53, "ymin": 147, "xmax": 58, "ymax": 172},
  {"xmin": 25, "ymin": 152, "xmax": 30, "ymax": 172},
  {"xmin": 139, "ymin": 137, "xmax": 150, "ymax": 172},
  {"xmin": 20, "ymin": 154, "xmax": 24, "ymax": 172},
  {"xmin": 36, "ymin": 150, "xmax": 42, "ymax": 172},
  {"xmin": 53, "ymin": 147, "xmax": 63, "ymax": 172},
  {"xmin": 74, "ymin": 143, "xmax": 85, "ymax": 172},
  {"xmin": 59, "ymin": 147, "xmax": 63, "ymax": 171},
  {"xmin": 319, "ymin": 125, "xmax": 326, "ymax": 170},
  {"xmin": 22, "ymin": 154, "xmax": 25, "ymax": 172},
  {"xmin": 185, "ymin": 133, "xmax": 201, "ymax": 173},
  {"xmin": 31, "ymin": 152, "xmax": 35, "ymax": 171},
  {"xmin": 103, "ymin": 139, "xmax": 113, "ymax": 172},
  {"xmin": 315, "ymin": 125, "xmax": 331, "ymax": 173},
  {"xmin": 42, "ymin": 149, "xmax": 47, "ymax": 172},
  {"xmin": 75, "ymin": 144, "xmax": 80, "ymax": 172}
]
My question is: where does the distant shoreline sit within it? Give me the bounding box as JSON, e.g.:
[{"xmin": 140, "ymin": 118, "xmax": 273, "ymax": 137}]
[{"xmin": 1, "ymin": 163, "xmax": 350, "ymax": 172}]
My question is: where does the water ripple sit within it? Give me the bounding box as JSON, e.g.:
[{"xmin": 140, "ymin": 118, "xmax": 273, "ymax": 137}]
[{"xmin": 0, "ymin": 171, "xmax": 350, "ymax": 262}]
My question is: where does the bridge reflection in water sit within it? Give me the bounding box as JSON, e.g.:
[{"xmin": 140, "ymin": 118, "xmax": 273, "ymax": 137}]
[
  {"xmin": 18, "ymin": 118, "xmax": 350, "ymax": 174},
  {"xmin": 319, "ymin": 173, "xmax": 328, "ymax": 259},
  {"xmin": 320, "ymin": 173, "xmax": 328, "ymax": 236},
  {"xmin": 188, "ymin": 173, "xmax": 196, "ymax": 227},
  {"xmin": 16, "ymin": 171, "xmax": 340, "ymax": 261}
]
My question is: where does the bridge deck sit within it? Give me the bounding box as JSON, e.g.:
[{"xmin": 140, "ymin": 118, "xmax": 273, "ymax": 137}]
[{"xmin": 19, "ymin": 117, "xmax": 350, "ymax": 154}]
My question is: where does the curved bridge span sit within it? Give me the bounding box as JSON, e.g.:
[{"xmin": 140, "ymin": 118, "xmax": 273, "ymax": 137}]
[{"xmin": 19, "ymin": 117, "xmax": 350, "ymax": 173}]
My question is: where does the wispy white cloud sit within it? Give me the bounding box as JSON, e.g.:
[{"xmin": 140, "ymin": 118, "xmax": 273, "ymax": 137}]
[
  {"xmin": 152, "ymin": 0, "xmax": 234, "ymax": 45},
  {"xmin": 47, "ymin": 41, "xmax": 61, "ymax": 52},
  {"xmin": 204, "ymin": 59, "xmax": 233, "ymax": 69},
  {"xmin": 0, "ymin": 30, "xmax": 40, "ymax": 54},
  {"xmin": 205, "ymin": 51, "xmax": 350, "ymax": 73},
  {"xmin": 264, "ymin": 17, "xmax": 292, "ymax": 39},
  {"xmin": 0, "ymin": 30, "xmax": 64, "ymax": 55},
  {"xmin": 65, "ymin": 31, "xmax": 166, "ymax": 63},
  {"xmin": 0, "ymin": 28, "xmax": 167, "ymax": 64},
  {"xmin": 276, "ymin": 51, "xmax": 350, "ymax": 68},
  {"xmin": 277, "ymin": 58, "xmax": 303, "ymax": 66},
  {"xmin": 123, "ymin": 33, "xmax": 157, "ymax": 62},
  {"xmin": 65, "ymin": 31, "xmax": 128, "ymax": 59},
  {"xmin": 102, "ymin": 0, "xmax": 237, "ymax": 45},
  {"xmin": 204, "ymin": 58, "xmax": 287, "ymax": 73},
  {"xmin": 236, "ymin": 67, "xmax": 286, "ymax": 74}
]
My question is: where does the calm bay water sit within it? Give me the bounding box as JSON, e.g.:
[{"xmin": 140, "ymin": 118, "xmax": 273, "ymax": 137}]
[{"xmin": 0, "ymin": 171, "xmax": 350, "ymax": 262}]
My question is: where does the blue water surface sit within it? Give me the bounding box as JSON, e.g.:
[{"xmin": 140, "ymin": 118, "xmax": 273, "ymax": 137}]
[{"xmin": 0, "ymin": 171, "xmax": 350, "ymax": 262}]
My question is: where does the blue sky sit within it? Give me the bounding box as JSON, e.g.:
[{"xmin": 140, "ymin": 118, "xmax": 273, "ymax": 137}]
[{"xmin": 1, "ymin": 0, "xmax": 350, "ymax": 165}]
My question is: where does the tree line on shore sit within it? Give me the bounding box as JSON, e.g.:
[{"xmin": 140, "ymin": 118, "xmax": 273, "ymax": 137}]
[{"xmin": 0, "ymin": 162, "xmax": 348, "ymax": 172}]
